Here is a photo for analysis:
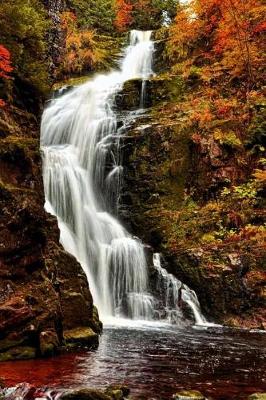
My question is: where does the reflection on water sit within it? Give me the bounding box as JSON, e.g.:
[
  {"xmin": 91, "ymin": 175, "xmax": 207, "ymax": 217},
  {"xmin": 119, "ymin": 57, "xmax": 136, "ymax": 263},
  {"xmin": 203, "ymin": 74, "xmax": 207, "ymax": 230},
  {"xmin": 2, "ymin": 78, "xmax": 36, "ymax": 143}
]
[{"xmin": 1, "ymin": 325, "xmax": 266, "ymax": 400}]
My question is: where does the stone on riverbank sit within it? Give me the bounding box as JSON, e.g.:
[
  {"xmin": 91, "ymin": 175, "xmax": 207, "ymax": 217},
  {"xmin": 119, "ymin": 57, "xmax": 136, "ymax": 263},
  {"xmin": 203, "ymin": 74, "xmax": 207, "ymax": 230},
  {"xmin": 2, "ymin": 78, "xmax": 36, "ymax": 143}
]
[
  {"xmin": 173, "ymin": 390, "xmax": 205, "ymax": 400},
  {"xmin": 249, "ymin": 394, "xmax": 266, "ymax": 400},
  {"xmin": 60, "ymin": 386, "xmax": 130, "ymax": 400}
]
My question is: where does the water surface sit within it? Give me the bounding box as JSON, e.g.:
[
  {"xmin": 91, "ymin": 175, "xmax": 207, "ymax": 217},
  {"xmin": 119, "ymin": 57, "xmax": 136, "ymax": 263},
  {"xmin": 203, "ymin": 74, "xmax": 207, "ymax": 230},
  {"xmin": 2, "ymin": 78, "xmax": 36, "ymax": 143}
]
[{"xmin": 1, "ymin": 324, "xmax": 265, "ymax": 399}]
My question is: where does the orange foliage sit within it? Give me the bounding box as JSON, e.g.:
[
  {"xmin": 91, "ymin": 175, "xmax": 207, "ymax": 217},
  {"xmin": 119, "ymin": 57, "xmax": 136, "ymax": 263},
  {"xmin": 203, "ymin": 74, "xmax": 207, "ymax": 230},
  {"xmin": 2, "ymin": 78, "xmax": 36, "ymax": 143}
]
[
  {"xmin": 169, "ymin": 0, "xmax": 265, "ymax": 85},
  {"xmin": 114, "ymin": 0, "xmax": 133, "ymax": 32},
  {"xmin": 61, "ymin": 12, "xmax": 103, "ymax": 75}
]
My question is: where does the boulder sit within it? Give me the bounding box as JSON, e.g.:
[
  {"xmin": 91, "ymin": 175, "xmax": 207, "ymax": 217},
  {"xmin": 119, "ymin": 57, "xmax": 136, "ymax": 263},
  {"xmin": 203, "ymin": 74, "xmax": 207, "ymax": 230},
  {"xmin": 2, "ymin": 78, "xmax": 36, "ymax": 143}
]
[
  {"xmin": 60, "ymin": 389, "xmax": 112, "ymax": 400},
  {"xmin": 63, "ymin": 327, "xmax": 98, "ymax": 348},
  {"xmin": 39, "ymin": 329, "xmax": 59, "ymax": 356},
  {"xmin": 173, "ymin": 390, "xmax": 205, "ymax": 400},
  {"xmin": 249, "ymin": 394, "xmax": 266, "ymax": 400}
]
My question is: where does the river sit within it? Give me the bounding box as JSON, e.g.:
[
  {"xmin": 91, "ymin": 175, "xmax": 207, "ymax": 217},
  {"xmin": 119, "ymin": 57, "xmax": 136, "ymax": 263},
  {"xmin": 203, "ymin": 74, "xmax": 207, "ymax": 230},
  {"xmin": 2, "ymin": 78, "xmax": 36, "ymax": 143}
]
[{"xmin": 1, "ymin": 324, "xmax": 265, "ymax": 399}]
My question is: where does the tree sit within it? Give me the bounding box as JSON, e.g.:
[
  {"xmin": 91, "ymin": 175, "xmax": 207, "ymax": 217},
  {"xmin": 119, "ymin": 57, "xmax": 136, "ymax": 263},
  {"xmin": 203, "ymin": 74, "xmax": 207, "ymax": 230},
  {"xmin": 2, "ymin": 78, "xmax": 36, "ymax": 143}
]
[
  {"xmin": 0, "ymin": 45, "xmax": 13, "ymax": 107},
  {"xmin": 69, "ymin": 0, "xmax": 116, "ymax": 34},
  {"xmin": 114, "ymin": 0, "xmax": 133, "ymax": 32},
  {"xmin": 60, "ymin": 11, "xmax": 109, "ymax": 76},
  {"xmin": 0, "ymin": 0, "xmax": 49, "ymax": 93},
  {"xmin": 169, "ymin": 0, "xmax": 265, "ymax": 88},
  {"xmin": 0, "ymin": 45, "xmax": 13, "ymax": 79},
  {"xmin": 131, "ymin": 0, "xmax": 179, "ymax": 29}
]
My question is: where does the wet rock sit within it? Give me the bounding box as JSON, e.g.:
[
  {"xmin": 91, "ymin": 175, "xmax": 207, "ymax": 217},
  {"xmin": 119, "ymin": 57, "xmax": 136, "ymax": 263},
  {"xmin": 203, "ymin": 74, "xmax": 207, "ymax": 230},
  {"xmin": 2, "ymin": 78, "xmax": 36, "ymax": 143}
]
[
  {"xmin": 63, "ymin": 327, "xmax": 98, "ymax": 348},
  {"xmin": 115, "ymin": 79, "xmax": 143, "ymax": 110},
  {"xmin": 173, "ymin": 390, "xmax": 205, "ymax": 400},
  {"xmin": 39, "ymin": 329, "xmax": 59, "ymax": 356},
  {"xmin": 91, "ymin": 306, "xmax": 103, "ymax": 334},
  {"xmin": 60, "ymin": 388, "xmax": 112, "ymax": 400},
  {"xmin": 0, "ymin": 346, "xmax": 36, "ymax": 362},
  {"xmin": 105, "ymin": 385, "xmax": 130, "ymax": 399},
  {"xmin": 60, "ymin": 386, "xmax": 130, "ymax": 400},
  {"xmin": 0, "ymin": 383, "xmax": 48, "ymax": 400}
]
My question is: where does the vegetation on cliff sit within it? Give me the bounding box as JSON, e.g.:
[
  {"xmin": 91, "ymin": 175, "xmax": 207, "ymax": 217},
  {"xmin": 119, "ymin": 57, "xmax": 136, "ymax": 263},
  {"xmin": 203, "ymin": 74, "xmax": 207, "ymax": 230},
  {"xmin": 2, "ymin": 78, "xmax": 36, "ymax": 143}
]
[{"xmin": 118, "ymin": 0, "xmax": 265, "ymax": 327}]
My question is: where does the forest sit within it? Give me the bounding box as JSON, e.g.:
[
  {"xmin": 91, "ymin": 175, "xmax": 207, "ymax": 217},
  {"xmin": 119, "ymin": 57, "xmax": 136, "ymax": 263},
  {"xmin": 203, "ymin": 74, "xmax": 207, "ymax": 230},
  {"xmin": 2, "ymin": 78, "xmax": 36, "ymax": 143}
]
[{"xmin": 0, "ymin": 0, "xmax": 265, "ymax": 399}]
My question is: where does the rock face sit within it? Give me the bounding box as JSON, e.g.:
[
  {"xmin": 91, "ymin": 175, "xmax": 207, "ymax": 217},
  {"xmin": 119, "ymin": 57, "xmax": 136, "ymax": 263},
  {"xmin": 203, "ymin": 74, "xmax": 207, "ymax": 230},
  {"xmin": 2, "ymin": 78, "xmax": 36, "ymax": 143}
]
[
  {"xmin": 118, "ymin": 77, "xmax": 266, "ymax": 328},
  {"xmin": 42, "ymin": 0, "xmax": 66, "ymax": 77},
  {"xmin": 0, "ymin": 98, "xmax": 101, "ymax": 361}
]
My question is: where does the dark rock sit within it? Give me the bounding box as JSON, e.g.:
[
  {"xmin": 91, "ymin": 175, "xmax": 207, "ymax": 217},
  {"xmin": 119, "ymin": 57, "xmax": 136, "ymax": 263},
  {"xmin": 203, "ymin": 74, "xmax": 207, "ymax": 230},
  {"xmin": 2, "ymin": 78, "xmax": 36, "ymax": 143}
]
[
  {"xmin": 0, "ymin": 99, "xmax": 101, "ymax": 361},
  {"xmin": 60, "ymin": 388, "xmax": 112, "ymax": 400},
  {"xmin": 39, "ymin": 329, "xmax": 59, "ymax": 356},
  {"xmin": 63, "ymin": 327, "xmax": 99, "ymax": 349}
]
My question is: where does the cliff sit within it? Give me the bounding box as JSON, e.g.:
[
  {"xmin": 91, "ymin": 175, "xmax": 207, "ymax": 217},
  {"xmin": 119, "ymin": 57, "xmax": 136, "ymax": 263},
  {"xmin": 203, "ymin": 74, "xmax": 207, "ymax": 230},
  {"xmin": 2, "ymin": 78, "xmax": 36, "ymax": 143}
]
[
  {"xmin": 117, "ymin": 74, "xmax": 266, "ymax": 329},
  {"xmin": 0, "ymin": 0, "xmax": 102, "ymax": 362}
]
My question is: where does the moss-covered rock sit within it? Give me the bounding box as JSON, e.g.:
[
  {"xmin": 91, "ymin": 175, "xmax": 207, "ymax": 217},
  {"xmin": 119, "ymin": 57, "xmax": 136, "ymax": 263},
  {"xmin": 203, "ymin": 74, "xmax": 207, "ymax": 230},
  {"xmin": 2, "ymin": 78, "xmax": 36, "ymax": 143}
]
[
  {"xmin": 173, "ymin": 390, "xmax": 205, "ymax": 400},
  {"xmin": 64, "ymin": 327, "xmax": 99, "ymax": 348},
  {"xmin": 60, "ymin": 385, "xmax": 130, "ymax": 400},
  {"xmin": 60, "ymin": 389, "xmax": 112, "ymax": 400},
  {"xmin": 39, "ymin": 329, "xmax": 59, "ymax": 356},
  {"xmin": 0, "ymin": 346, "xmax": 36, "ymax": 362},
  {"xmin": 249, "ymin": 394, "xmax": 266, "ymax": 400},
  {"xmin": 115, "ymin": 75, "xmax": 185, "ymax": 111}
]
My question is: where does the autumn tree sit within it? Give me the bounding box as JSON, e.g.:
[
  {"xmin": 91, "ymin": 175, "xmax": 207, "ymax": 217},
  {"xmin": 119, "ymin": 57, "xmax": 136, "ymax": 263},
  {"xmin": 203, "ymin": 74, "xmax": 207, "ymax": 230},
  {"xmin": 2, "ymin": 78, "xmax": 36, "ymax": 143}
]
[
  {"xmin": 114, "ymin": 0, "xmax": 133, "ymax": 32},
  {"xmin": 60, "ymin": 11, "xmax": 110, "ymax": 76},
  {"xmin": 0, "ymin": 45, "xmax": 13, "ymax": 79},
  {"xmin": 0, "ymin": 45, "xmax": 13, "ymax": 107},
  {"xmin": 169, "ymin": 0, "xmax": 265, "ymax": 88}
]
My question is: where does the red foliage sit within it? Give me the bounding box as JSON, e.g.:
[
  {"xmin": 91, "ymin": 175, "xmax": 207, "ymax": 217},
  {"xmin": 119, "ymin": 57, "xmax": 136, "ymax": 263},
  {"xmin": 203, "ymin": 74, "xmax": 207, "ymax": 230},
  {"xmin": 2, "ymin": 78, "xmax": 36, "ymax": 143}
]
[
  {"xmin": 0, "ymin": 45, "xmax": 12, "ymax": 108},
  {"xmin": 0, "ymin": 44, "xmax": 13, "ymax": 79},
  {"xmin": 114, "ymin": 0, "xmax": 133, "ymax": 32}
]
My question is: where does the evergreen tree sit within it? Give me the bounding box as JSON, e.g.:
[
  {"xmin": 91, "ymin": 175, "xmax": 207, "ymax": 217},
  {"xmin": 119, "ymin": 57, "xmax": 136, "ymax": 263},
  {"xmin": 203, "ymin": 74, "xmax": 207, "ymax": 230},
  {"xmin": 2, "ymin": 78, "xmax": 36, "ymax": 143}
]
[{"xmin": 68, "ymin": 0, "xmax": 116, "ymax": 34}]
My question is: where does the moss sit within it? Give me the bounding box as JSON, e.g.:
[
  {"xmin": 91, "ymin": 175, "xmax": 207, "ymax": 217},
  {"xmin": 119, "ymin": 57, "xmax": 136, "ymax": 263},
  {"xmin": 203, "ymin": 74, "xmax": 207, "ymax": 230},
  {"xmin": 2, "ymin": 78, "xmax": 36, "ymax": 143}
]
[
  {"xmin": 0, "ymin": 337, "xmax": 25, "ymax": 352},
  {"xmin": 0, "ymin": 346, "xmax": 36, "ymax": 362},
  {"xmin": 174, "ymin": 390, "xmax": 205, "ymax": 400},
  {"xmin": 248, "ymin": 394, "xmax": 266, "ymax": 400},
  {"xmin": 53, "ymin": 76, "xmax": 92, "ymax": 90},
  {"xmin": 64, "ymin": 327, "xmax": 98, "ymax": 347}
]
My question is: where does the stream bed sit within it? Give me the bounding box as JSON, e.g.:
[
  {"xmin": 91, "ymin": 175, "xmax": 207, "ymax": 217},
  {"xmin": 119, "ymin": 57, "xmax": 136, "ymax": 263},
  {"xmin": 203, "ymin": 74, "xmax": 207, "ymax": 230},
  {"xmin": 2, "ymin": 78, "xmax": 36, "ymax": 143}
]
[{"xmin": 1, "ymin": 324, "xmax": 265, "ymax": 399}]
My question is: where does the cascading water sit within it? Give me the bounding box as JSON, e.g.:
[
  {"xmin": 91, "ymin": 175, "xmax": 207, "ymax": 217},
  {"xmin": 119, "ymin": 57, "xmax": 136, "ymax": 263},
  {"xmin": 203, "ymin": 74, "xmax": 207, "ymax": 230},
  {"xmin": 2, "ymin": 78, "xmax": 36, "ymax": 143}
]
[
  {"xmin": 153, "ymin": 254, "xmax": 207, "ymax": 325},
  {"xmin": 41, "ymin": 30, "xmax": 206, "ymax": 325}
]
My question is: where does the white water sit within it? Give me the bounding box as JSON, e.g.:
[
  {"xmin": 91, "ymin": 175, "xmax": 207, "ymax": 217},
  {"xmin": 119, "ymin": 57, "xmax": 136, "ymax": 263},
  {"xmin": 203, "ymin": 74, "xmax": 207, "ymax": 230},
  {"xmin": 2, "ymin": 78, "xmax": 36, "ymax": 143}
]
[
  {"xmin": 41, "ymin": 30, "xmax": 206, "ymax": 325},
  {"xmin": 153, "ymin": 254, "xmax": 206, "ymax": 325}
]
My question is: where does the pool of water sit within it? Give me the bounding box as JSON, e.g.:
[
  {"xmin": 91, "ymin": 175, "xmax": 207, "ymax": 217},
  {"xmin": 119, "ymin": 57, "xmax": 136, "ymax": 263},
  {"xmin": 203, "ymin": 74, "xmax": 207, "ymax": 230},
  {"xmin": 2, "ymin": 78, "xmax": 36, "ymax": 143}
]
[{"xmin": 1, "ymin": 323, "xmax": 265, "ymax": 399}]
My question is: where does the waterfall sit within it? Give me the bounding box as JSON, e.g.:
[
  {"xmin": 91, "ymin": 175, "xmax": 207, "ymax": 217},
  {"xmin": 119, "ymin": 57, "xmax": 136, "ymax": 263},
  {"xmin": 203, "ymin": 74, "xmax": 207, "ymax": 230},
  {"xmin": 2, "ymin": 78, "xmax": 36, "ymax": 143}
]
[
  {"xmin": 153, "ymin": 254, "xmax": 206, "ymax": 325},
  {"xmin": 41, "ymin": 30, "xmax": 206, "ymax": 325}
]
